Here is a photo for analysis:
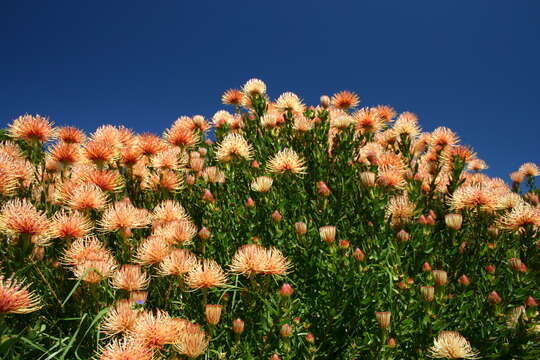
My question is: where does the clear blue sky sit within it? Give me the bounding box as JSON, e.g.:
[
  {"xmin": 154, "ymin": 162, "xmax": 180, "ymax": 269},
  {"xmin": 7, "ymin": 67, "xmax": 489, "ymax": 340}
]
[{"xmin": 1, "ymin": 1, "xmax": 539, "ymax": 179}]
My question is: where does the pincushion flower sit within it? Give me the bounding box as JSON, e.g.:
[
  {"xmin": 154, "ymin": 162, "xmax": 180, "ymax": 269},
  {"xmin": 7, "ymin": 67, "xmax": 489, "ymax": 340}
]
[
  {"xmin": 66, "ymin": 184, "xmax": 108, "ymax": 211},
  {"xmin": 48, "ymin": 142, "xmax": 82, "ymax": 166},
  {"xmin": 498, "ymin": 201, "xmax": 540, "ymax": 233},
  {"xmin": 251, "ymin": 176, "xmax": 273, "ymax": 193},
  {"xmin": 449, "ymin": 184, "xmax": 499, "ymax": 213},
  {"xmin": 385, "ymin": 195, "xmax": 415, "ymax": 227},
  {"xmin": 158, "ymin": 249, "xmax": 197, "ymax": 276},
  {"xmin": 430, "ymin": 127, "xmax": 459, "ymax": 151},
  {"xmin": 354, "ymin": 107, "xmax": 382, "ymax": 134},
  {"xmin": 152, "ymin": 200, "xmax": 189, "ymax": 228},
  {"xmin": 0, "ymin": 198, "xmax": 51, "ymax": 245},
  {"xmin": 101, "ymin": 299, "xmax": 142, "ymax": 336},
  {"xmin": 186, "ymin": 259, "xmax": 228, "ymax": 289},
  {"xmin": 428, "ymin": 331, "xmax": 479, "ymax": 359},
  {"xmin": 84, "ymin": 140, "xmax": 118, "ymax": 165},
  {"xmin": 97, "ymin": 338, "xmax": 153, "ymax": 360},
  {"xmin": 331, "ymin": 90, "xmax": 360, "ymax": 110},
  {"xmin": 63, "ymin": 236, "xmax": 117, "ymax": 283},
  {"xmin": 374, "ymin": 105, "xmax": 396, "ymax": 123},
  {"xmin": 50, "ymin": 211, "xmax": 93, "ymax": 240},
  {"xmin": 164, "ymin": 123, "xmax": 200, "ymax": 148},
  {"xmin": 58, "ymin": 126, "xmax": 86, "ymax": 144},
  {"xmin": 230, "ymin": 244, "xmax": 291, "ymax": 276},
  {"xmin": 0, "ymin": 276, "xmax": 42, "ymax": 314},
  {"xmin": 152, "ymin": 219, "xmax": 197, "ymax": 245},
  {"xmin": 267, "ymin": 148, "xmax": 307, "ymax": 175},
  {"xmin": 134, "ymin": 236, "xmax": 171, "ymax": 265},
  {"xmin": 99, "ymin": 201, "xmax": 150, "ymax": 235},
  {"xmin": 518, "ymin": 162, "xmax": 539, "ymax": 177},
  {"xmin": 242, "ymin": 78, "xmax": 266, "ymax": 96},
  {"xmin": 216, "ymin": 133, "xmax": 253, "ymax": 162},
  {"xmin": 111, "ymin": 265, "xmax": 150, "ymax": 291},
  {"xmin": 221, "ymin": 89, "xmax": 243, "ymax": 106},
  {"xmin": 275, "ymin": 92, "xmax": 305, "ymax": 113},
  {"xmin": 137, "ymin": 133, "xmax": 168, "ymax": 156},
  {"xmin": 393, "ymin": 112, "xmax": 421, "ymax": 138},
  {"xmin": 8, "ymin": 114, "xmax": 55, "ymax": 143},
  {"xmin": 131, "ymin": 310, "xmax": 181, "ymax": 348},
  {"xmin": 174, "ymin": 322, "xmax": 209, "ymax": 358}
]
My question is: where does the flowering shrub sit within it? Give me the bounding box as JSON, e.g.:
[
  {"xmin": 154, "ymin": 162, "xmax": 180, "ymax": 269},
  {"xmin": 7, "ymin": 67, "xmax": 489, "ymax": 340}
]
[{"xmin": 0, "ymin": 79, "xmax": 539, "ymax": 359}]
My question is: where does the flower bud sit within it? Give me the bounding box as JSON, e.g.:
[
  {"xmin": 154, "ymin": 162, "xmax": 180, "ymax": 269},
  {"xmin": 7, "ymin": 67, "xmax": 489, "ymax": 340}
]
[
  {"xmin": 205, "ymin": 139, "xmax": 213, "ymax": 145},
  {"xmin": 320, "ymin": 95, "xmax": 330, "ymax": 108},
  {"xmin": 387, "ymin": 337, "xmax": 397, "ymax": 348},
  {"xmin": 31, "ymin": 246, "xmax": 45, "ymax": 261},
  {"xmin": 458, "ymin": 274, "xmax": 470, "ymax": 286},
  {"xmin": 129, "ymin": 291, "xmax": 148, "ymax": 305},
  {"xmin": 198, "ymin": 147, "xmax": 208, "ymax": 156},
  {"xmin": 421, "ymin": 286, "xmax": 434, "ymax": 302},
  {"xmin": 198, "ymin": 227, "xmax": 211, "ymax": 240},
  {"xmin": 294, "ymin": 222, "xmax": 307, "ymax": 235},
  {"xmin": 270, "ymin": 354, "xmax": 281, "ymax": 360},
  {"xmin": 205, "ymin": 304, "xmax": 223, "ymax": 325},
  {"xmin": 246, "ymin": 197, "xmax": 255, "ymax": 208},
  {"xmin": 508, "ymin": 258, "xmax": 523, "ymax": 272},
  {"xmin": 428, "ymin": 209, "xmax": 437, "ymax": 219},
  {"xmin": 202, "ymin": 189, "xmax": 215, "ymax": 203},
  {"xmin": 317, "ymin": 181, "xmax": 331, "ymax": 197},
  {"xmin": 232, "ymin": 318, "xmax": 244, "ymax": 335},
  {"xmin": 418, "ymin": 215, "xmax": 428, "ymax": 225},
  {"xmin": 251, "ymin": 160, "xmax": 260, "ymax": 168},
  {"xmin": 360, "ymin": 171, "xmax": 376, "ymax": 187},
  {"xmin": 279, "ymin": 283, "xmax": 294, "ymax": 297},
  {"xmin": 375, "ymin": 311, "xmax": 391, "ymax": 330},
  {"xmin": 445, "ymin": 213, "xmax": 462, "ymax": 230},
  {"xmin": 525, "ymin": 296, "xmax": 538, "ymax": 308},
  {"xmin": 186, "ymin": 174, "xmax": 196, "ymax": 185},
  {"xmin": 271, "ymin": 210, "xmax": 282, "ymax": 222},
  {"xmin": 488, "ymin": 291, "xmax": 501, "ymax": 305},
  {"xmin": 485, "ymin": 264, "xmax": 496, "ymax": 274},
  {"xmin": 293, "ymin": 316, "xmax": 301, "ymax": 324},
  {"xmin": 426, "ymin": 215, "xmax": 436, "ymax": 226},
  {"xmin": 422, "ymin": 262, "xmax": 432, "ymax": 272},
  {"xmin": 458, "ymin": 241, "xmax": 468, "ymax": 254},
  {"xmin": 432, "ymin": 270, "xmax": 447, "ymax": 286},
  {"xmin": 396, "ymin": 229, "xmax": 409, "ymax": 242},
  {"xmin": 319, "ymin": 226, "xmax": 336, "ymax": 243},
  {"xmin": 339, "ymin": 239, "xmax": 350, "ymax": 248},
  {"xmin": 280, "ymin": 324, "xmax": 292, "ymax": 338},
  {"xmin": 353, "ymin": 248, "xmax": 365, "ymax": 262},
  {"xmin": 306, "ymin": 332, "xmax": 315, "ymax": 343}
]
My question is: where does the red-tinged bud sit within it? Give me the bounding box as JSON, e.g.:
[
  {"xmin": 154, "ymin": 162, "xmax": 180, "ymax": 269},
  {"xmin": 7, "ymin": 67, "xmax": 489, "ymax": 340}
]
[
  {"xmin": 249, "ymin": 114, "xmax": 256, "ymax": 120},
  {"xmin": 280, "ymin": 324, "xmax": 292, "ymax": 338},
  {"xmin": 421, "ymin": 286, "xmax": 434, "ymax": 302},
  {"xmin": 353, "ymin": 248, "xmax": 365, "ymax": 262},
  {"xmin": 320, "ymin": 95, "xmax": 330, "ymax": 108},
  {"xmin": 232, "ymin": 318, "xmax": 244, "ymax": 334},
  {"xmin": 387, "ymin": 337, "xmax": 397, "ymax": 348},
  {"xmin": 418, "ymin": 215, "xmax": 428, "ymax": 225},
  {"xmin": 432, "ymin": 270, "xmax": 447, "ymax": 286},
  {"xmin": 31, "ymin": 246, "xmax": 45, "ymax": 261},
  {"xmin": 488, "ymin": 291, "xmax": 501, "ymax": 305},
  {"xmin": 279, "ymin": 283, "xmax": 294, "ymax": 297},
  {"xmin": 251, "ymin": 160, "xmax": 260, "ymax": 168},
  {"xmin": 428, "ymin": 209, "xmax": 436, "ymax": 219},
  {"xmin": 186, "ymin": 174, "xmax": 196, "ymax": 185},
  {"xmin": 202, "ymin": 189, "xmax": 215, "ymax": 202},
  {"xmin": 306, "ymin": 332, "xmax": 315, "ymax": 343},
  {"xmin": 205, "ymin": 139, "xmax": 214, "ymax": 145},
  {"xmin": 488, "ymin": 226, "xmax": 499, "ymax": 237},
  {"xmin": 339, "ymin": 239, "xmax": 350, "ymax": 248},
  {"xmin": 485, "ymin": 264, "xmax": 496, "ymax": 274},
  {"xmin": 198, "ymin": 147, "xmax": 207, "ymax": 156},
  {"xmin": 293, "ymin": 317, "xmax": 301, "ymax": 324},
  {"xmin": 458, "ymin": 242, "xmax": 468, "ymax": 254},
  {"xmin": 366, "ymin": 151, "xmax": 378, "ymax": 165},
  {"xmin": 205, "ymin": 304, "xmax": 223, "ymax": 325},
  {"xmin": 317, "ymin": 181, "xmax": 331, "ymax": 197},
  {"xmin": 375, "ymin": 311, "xmax": 391, "ymax": 330},
  {"xmin": 422, "ymin": 262, "xmax": 432, "ymax": 272},
  {"xmin": 270, "ymin": 354, "xmax": 281, "ymax": 360},
  {"xmin": 295, "ymin": 222, "xmax": 307, "ymax": 235},
  {"xmin": 421, "ymin": 182, "xmax": 431, "ymax": 193},
  {"xmin": 445, "ymin": 213, "xmax": 462, "ymax": 230},
  {"xmin": 508, "ymin": 258, "xmax": 523, "ymax": 272},
  {"xmin": 222, "ymin": 292, "xmax": 230, "ymax": 302},
  {"xmin": 246, "ymin": 197, "xmax": 255, "ymax": 208},
  {"xmin": 360, "ymin": 171, "xmax": 376, "ymax": 187},
  {"xmin": 414, "ymin": 173, "xmax": 423, "ymax": 181},
  {"xmin": 51, "ymin": 260, "xmax": 61, "ymax": 268},
  {"xmin": 525, "ymin": 296, "xmax": 538, "ymax": 307},
  {"xmin": 487, "ymin": 242, "xmax": 496, "ymax": 249},
  {"xmin": 458, "ymin": 274, "xmax": 470, "ymax": 286},
  {"xmin": 272, "ymin": 210, "xmax": 282, "ymax": 222},
  {"xmin": 520, "ymin": 263, "xmax": 527, "ymax": 272},
  {"xmin": 398, "ymin": 281, "xmax": 407, "ymax": 290},
  {"xmin": 198, "ymin": 227, "xmax": 211, "ymax": 240},
  {"xmin": 406, "ymin": 277, "xmax": 414, "ymax": 285},
  {"xmin": 119, "ymin": 227, "xmax": 132, "ymax": 241},
  {"xmin": 396, "ymin": 229, "xmax": 409, "ymax": 242},
  {"xmin": 313, "ymin": 117, "xmax": 322, "ymax": 125},
  {"xmin": 426, "ymin": 215, "xmax": 436, "ymax": 226}
]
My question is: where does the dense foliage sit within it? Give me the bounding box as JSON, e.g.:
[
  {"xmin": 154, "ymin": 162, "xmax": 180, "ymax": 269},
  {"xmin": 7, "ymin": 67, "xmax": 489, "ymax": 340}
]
[{"xmin": 0, "ymin": 79, "xmax": 539, "ymax": 359}]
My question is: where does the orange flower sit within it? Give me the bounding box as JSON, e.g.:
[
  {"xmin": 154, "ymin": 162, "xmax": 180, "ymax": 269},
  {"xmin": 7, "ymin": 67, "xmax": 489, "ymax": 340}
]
[
  {"xmin": 222, "ymin": 89, "xmax": 243, "ymax": 106},
  {"xmin": 216, "ymin": 133, "xmax": 253, "ymax": 162},
  {"xmin": 50, "ymin": 211, "xmax": 93, "ymax": 240},
  {"xmin": 242, "ymin": 78, "xmax": 267, "ymax": 96},
  {"xmin": 152, "ymin": 200, "xmax": 189, "ymax": 228},
  {"xmin": 131, "ymin": 310, "xmax": 181, "ymax": 348},
  {"xmin": 84, "ymin": 140, "xmax": 117, "ymax": 165},
  {"xmin": 152, "ymin": 219, "xmax": 197, "ymax": 245},
  {"xmin": 0, "ymin": 198, "xmax": 51, "ymax": 245},
  {"xmin": 137, "ymin": 133, "xmax": 168, "ymax": 156},
  {"xmin": 158, "ymin": 248, "xmax": 197, "ymax": 276},
  {"xmin": 230, "ymin": 244, "xmax": 291, "ymax": 276},
  {"xmin": 100, "ymin": 201, "xmax": 150, "ymax": 234},
  {"xmin": 48, "ymin": 142, "xmax": 81, "ymax": 166},
  {"xmin": 518, "ymin": 162, "xmax": 539, "ymax": 177},
  {"xmin": 66, "ymin": 184, "xmax": 108, "ymax": 211},
  {"xmin": 58, "ymin": 126, "xmax": 86, "ymax": 144},
  {"xmin": 97, "ymin": 338, "xmax": 153, "ymax": 360},
  {"xmin": 275, "ymin": 92, "xmax": 305, "ymax": 113},
  {"xmin": 101, "ymin": 299, "xmax": 142, "ymax": 336},
  {"xmin": 186, "ymin": 259, "xmax": 228, "ymax": 289},
  {"xmin": 385, "ymin": 195, "xmax": 415, "ymax": 227},
  {"xmin": 8, "ymin": 114, "xmax": 55, "ymax": 143},
  {"xmin": 134, "ymin": 236, "xmax": 171, "ymax": 265},
  {"xmin": 174, "ymin": 322, "xmax": 209, "ymax": 358},
  {"xmin": 0, "ymin": 276, "xmax": 42, "ymax": 314},
  {"xmin": 111, "ymin": 265, "xmax": 150, "ymax": 291},
  {"xmin": 331, "ymin": 91, "xmax": 360, "ymax": 110},
  {"xmin": 267, "ymin": 148, "xmax": 307, "ymax": 175}
]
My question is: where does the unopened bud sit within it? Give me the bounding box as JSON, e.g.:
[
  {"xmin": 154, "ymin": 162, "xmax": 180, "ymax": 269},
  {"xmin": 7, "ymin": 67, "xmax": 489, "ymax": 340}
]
[
  {"xmin": 387, "ymin": 337, "xmax": 397, "ymax": 348},
  {"xmin": 295, "ymin": 222, "xmax": 307, "ymax": 235},
  {"xmin": 445, "ymin": 213, "xmax": 462, "ymax": 230},
  {"xmin": 251, "ymin": 160, "xmax": 260, "ymax": 168},
  {"xmin": 279, "ymin": 283, "xmax": 294, "ymax": 297},
  {"xmin": 319, "ymin": 226, "xmax": 336, "ymax": 243},
  {"xmin": 186, "ymin": 174, "xmax": 196, "ymax": 185},
  {"xmin": 360, "ymin": 171, "xmax": 376, "ymax": 187},
  {"xmin": 339, "ymin": 239, "xmax": 350, "ymax": 248},
  {"xmin": 508, "ymin": 258, "xmax": 523, "ymax": 272},
  {"xmin": 272, "ymin": 210, "xmax": 282, "ymax": 222},
  {"xmin": 375, "ymin": 311, "xmax": 391, "ymax": 330},
  {"xmin": 353, "ymin": 248, "xmax": 365, "ymax": 262},
  {"xmin": 320, "ymin": 95, "xmax": 330, "ymax": 108},
  {"xmin": 432, "ymin": 270, "xmax": 447, "ymax": 286},
  {"xmin": 396, "ymin": 229, "xmax": 409, "ymax": 242},
  {"xmin": 270, "ymin": 354, "xmax": 281, "ymax": 360},
  {"xmin": 205, "ymin": 304, "xmax": 223, "ymax": 325},
  {"xmin": 422, "ymin": 262, "xmax": 432, "ymax": 272},
  {"xmin": 232, "ymin": 318, "xmax": 244, "ymax": 334},
  {"xmin": 317, "ymin": 181, "xmax": 331, "ymax": 197},
  {"xmin": 525, "ymin": 296, "xmax": 538, "ymax": 308},
  {"xmin": 421, "ymin": 286, "xmax": 435, "ymax": 302},
  {"xmin": 458, "ymin": 274, "xmax": 470, "ymax": 286},
  {"xmin": 246, "ymin": 197, "xmax": 255, "ymax": 208},
  {"xmin": 488, "ymin": 291, "xmax": 501, "ymax": 305},
  {"xmin": 198, "ymin": 227, "xmax": 211, "ymax": 240},
  {"xmin": 458, "ymin": 241, "xmax": 468, "ymax": 254},
  {"xmin": 280, "ymin": 324, "xmax": 292, "ymax": 338},
  {"xmin": 485, "ymin": 264, "xmax": 496, "ymax": 274},
  {"xmin": 202, "ymin": 189, "xmax": 215, "ymax": 202},
  {"xmin": 306, "ymin": 332, "xmax": 315, "ymax": 343}
]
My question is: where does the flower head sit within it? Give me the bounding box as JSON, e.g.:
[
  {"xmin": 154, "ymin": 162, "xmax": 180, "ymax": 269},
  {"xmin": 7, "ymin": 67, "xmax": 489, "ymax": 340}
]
[
  {"xmin": 186, "ymin": 259, "xmax": 228, "ymax": 289},
  {"xmin": 267, "ymin": 148, "xmax": 307, "ymax": 175},
  {"xmin": 230, "ymin": 244, "xmax": 290, "ymax": 276},
  {"xmin": 0, "ymin": 198, "xmax": 51, "ymax": 245},
  {"xmin": 158, "ymin": 249, "xmax": 197, "ymax": 276},
  {"xmin": 174, "ymin": 322, "xmax": 209, "ymax": 358},
  {"xmin": 216, "ymin": 133, "xmax": 253, "ymax": 162},
  {"xmin": 8, "ymin": 114, "xmax": 55, "ymax": 143},
  {"xmin": 97, "ymin": 338, "xmax": 153, "ymax": 360},
  {"xmin": 101, "ymin": 299, "xmax": 142, "ymax": 336},
  {"xmin": 331, "ymin": 91, "xmax": 360, "ymax": 110},
  {"xmin": 428, "ymin": 331, "xmax": 479, "ymax": 359},
  {"xmin": 275, "ymin": 92, "xmax": 305, "ymax": 113},
  {"xmin": 50, "ymin": 211, "xmax": 93, "ymax": 240},
  {"xmin": 111, "ymin": 265, "xmax": 150, "ymax": 291},
  {"xmin": 0, "ymin": 276, "xmax": 42, "ymax": 314},
  {"xmin": 242, "ymin": 78, "xmax": 266, "ymax": 96}
]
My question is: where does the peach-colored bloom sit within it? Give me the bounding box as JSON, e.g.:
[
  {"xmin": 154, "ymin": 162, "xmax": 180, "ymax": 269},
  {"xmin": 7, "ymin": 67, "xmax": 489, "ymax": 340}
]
[
  {"xmin": 267, "ymin": 148, "xmax": 307, "ymax": 175},
  {"xmin": 331, "ymin": 91, "xmax": 360, "ymax": 110},
  {"xmin": 186, "ymin": 259, "xmax": 228, "ymax": 289},
  {"xmin": 111, "ymin": 265, "xmax": 150, "ymax": 291},
  {"xmin": 8, "ymin": 114, "xmax": 55, "ymax": 143},
  {"xmin": 158, "ymin": 248, "xmax": 197, "ymax": 276},
  {"xmin": 0, "ymin": 276, "xmax": 42, "ymax": 314},
  {"xmin": 0, "ymin": 198, "xmax": 50, "ymax": 245}
]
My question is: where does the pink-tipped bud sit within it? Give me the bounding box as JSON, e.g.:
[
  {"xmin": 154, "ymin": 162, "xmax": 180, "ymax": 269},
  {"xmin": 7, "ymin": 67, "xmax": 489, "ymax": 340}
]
[
  {"xmin": 396, "ymin": 229, "xmax": 409, "ymax": 242},
  {"xmin": 360, "ymin": 171, "xmax": 376, "ymax": 187},
  {"xmin": 119, "ymin": 227, "xmax": 132, "ymax": 241},
  {"xmin": 428, "ymin": 209, "xmax": 437, "ymax": 219},
  {"xmin": 485, "ymin": 264, "xmax": 496, "ymax": 274},
  {"xmin": 280, "ymin": 324, "xmax": 292, "ymax": 338},
  {"xmin": 426, "ymin": 215, "xmax": 436, "ymax": 226},
  {"xmin": 205, "ymin": 139, "xmax": 214, "ymax": 145},
  {"xmin": 293, "ymin": 316, "xmax": 301, "ymax": 324},
  {"xmin": 387, "ymin": 337, "xmax": 397, "ymax": 348},
  {"xmin": 488, "ymin": 291, "xmax": 501, "ymax": 305},
  {"xmin": 205, "ymin": 304, "xmax": 223, "ymax": 325},
  {"xmin": 246, "ymin": 197, "xmax": 255, "ymax": 208},
  {"xmin": 353, "ymin": 248, "xmax": 365, "ymax": 262},
  {"xmin": 445, "ymin": 213, "xmax": 462, "ymax": 230},
  {"xmin": 295, "ymin": 222, "xmax": 307, "ymax": 235},
  {"xmin": 508, "ymin": 258, "xmax": 523, "ymax": 272},
  {"xmin": 251, "ymin": 160, "xmax": 260, "ymax": 168},
  {"xmin": 519, "ymin": 263, "xmax": 527, "ymax": 273},
  {"xmin": 319, "ymin": 226, "xmax": 336, "ymax": 243},
  {"xmin": 458, "ymin": 241, "xmax": 468, "ymax": 254},
  {"xmin": 317, "ymin": 181, "xmax": 331, "ymax": 197},
  {"xmin": 270, "ymin": 354, "xmax": 281, "ymax": 360},
  {"xmin": 198, "ymin": 147, "xmax": 208, "ymax": 156},
  {"xmin": 198, "ymin": 227, "xmax": 211, "ymax": 240},
  {"xmin": 279, "ymin": 283, "xmax": 294, "ymax": 297},
  {"xmin": 398, "ymin": 281, "xmax": 407, "ymax": 290},
  {"xmin": 313, "ymin": 116, "xmax": 322, "ymax": 125},
  {"xmin": 306, "ymin": 332, "xmax": 315, "ymax": 343},
  {"xmin": 202, "ymin": 189, "xmax": 215, "ymax": 203},
  {"xmin": 186, "ymin": 174, "xmax": 196, "ymax": 185},
  {"xmin": 232, "ymin": 318, "xmax": 244, "ymax": 335},
  {"xmin": 525, "ymin": 296, "xmax": 538, "ymax": 308},
  {"xmin": 272, "ymin": 210, "xmax": 282, "ymax": 222},
  {"xmin": 339, "ymin": 239, "xmax": 350, "ymax": 248},
  {"xmin": 320, "ymin": 95, "xmax": 330, "ymax": 108},
  {"xmin": 458, "ymin": 274, "xmax": 470, "ymax": 286},
  {"xmin": 422, "ymin": 262, "xmax": 432, "ymax": 272},
  {"xmin": 418, "ymin": 215, "xmax": 428, "ymax": 225}
]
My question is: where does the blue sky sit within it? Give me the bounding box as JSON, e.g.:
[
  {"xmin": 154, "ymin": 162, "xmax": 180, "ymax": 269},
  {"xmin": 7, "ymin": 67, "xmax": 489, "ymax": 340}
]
[{"xmin": 1, "ymin": 1, "xmax": 539, "ymax": 179}]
